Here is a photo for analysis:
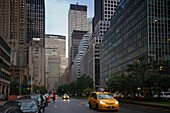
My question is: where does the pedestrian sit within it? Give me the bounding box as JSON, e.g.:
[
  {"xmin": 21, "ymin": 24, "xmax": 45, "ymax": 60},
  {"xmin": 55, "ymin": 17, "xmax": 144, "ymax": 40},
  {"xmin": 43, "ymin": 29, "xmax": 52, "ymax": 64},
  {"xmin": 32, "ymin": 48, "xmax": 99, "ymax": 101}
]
[{"xmin": 53, "ymin": 93, "xmax": 56, "ymax": 102}]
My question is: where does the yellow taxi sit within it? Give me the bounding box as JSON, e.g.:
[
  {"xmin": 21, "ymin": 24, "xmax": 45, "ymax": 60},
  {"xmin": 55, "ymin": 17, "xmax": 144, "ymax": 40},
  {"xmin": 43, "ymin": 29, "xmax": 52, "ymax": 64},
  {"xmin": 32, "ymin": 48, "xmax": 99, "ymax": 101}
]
[
  {"xmin": 62, "ymin": 94, "xmax": 69, "ymax": 99},
  {"xmin": 88, "ymin": 92, "xmax": 119, "ymax": 111}
]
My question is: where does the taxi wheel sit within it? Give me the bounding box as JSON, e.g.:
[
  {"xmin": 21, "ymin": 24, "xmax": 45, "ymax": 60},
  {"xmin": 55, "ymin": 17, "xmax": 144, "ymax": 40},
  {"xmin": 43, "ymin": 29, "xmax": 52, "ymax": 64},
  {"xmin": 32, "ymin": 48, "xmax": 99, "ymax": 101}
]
[
  {"xmin": 114, "ymin": 109, "xmax": 119, "ymax": 112},
  {"xmin": 89, "ymin": 102, "xmax": 92, "ymax": 109}
]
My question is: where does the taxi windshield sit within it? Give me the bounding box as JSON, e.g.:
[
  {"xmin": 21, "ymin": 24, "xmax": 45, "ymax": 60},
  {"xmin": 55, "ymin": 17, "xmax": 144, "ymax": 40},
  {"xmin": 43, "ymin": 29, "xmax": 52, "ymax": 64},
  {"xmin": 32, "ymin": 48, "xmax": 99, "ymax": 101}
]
[
  {"xmin": 64, "ymin": 95, "xmax": 68, "ymax": 96},
  {"xmin": 98, "ymin": 94, "xmax": 114, "ymax": 99}
]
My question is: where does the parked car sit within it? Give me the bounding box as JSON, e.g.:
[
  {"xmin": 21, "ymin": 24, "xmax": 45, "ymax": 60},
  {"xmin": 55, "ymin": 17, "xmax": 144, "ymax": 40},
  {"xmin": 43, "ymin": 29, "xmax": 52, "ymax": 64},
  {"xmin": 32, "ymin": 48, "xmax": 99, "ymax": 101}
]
[
  {"xmin": 23, "ymin": 94, "xmax": 46, "ymax": 111},
  {"xmin": 154, "ymin": 92, "xmax": 170, "ymax": 99},
  {"xmin": 0, "ymin": 106, "xmax": 23, "ymax": 113},
  {"xmin": 3, "ymin": 99, "xmax": 42, "ymax": 113}
]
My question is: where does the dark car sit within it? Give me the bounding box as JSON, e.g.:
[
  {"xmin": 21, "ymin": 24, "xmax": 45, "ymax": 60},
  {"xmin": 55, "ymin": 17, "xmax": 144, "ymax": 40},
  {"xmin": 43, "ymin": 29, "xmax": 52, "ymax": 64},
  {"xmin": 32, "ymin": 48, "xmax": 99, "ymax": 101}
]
[
  {"xmin": 0, "ymin": 106, "xmax": 23, "ymax": 113},
  {"xmin": 24, "ymin": 94, "xmax": 45, "ymax": 111},
  {"xmin": 3, "ymin": 99, "xmax": 42, "ymax": 113}
]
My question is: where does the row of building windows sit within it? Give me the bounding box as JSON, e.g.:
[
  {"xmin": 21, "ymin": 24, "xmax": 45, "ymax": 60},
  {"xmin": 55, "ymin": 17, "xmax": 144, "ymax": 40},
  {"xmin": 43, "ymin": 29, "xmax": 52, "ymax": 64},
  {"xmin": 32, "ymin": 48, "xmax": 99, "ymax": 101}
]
[
  {"xmin": 0, "ymin": 36, "xmax": 10, "ymax": 53},
  {"xmin": 0, "ymin": 71, "xmax": 10, "ymax": 81}
]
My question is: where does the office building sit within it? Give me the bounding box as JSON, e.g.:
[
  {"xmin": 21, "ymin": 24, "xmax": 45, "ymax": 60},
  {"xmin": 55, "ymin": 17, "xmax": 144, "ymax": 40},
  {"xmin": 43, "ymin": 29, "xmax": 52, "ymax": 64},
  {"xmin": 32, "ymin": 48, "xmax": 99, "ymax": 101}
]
[
  {"xmin": 0, "ymin": 33, "xmax": 11, "ymax": 95},
  {"xmin": 29, "ymin": 39, "xmax": 45, "ymax": 86},
  {"xmin": 71, "ymin": 33, "xmax": 90, "ymax": 81},
  {"xmin": 47, "ymin": 50, "xmax": 61, "ymax": 91},
  {"xmin": 26, "ymin": 0, "xmax": 45, "ymax": 45},
  {"xmin": 45, "ymin": 34, "xmax": 67, "ymax": 87},
  {"xmin": 68, "ymin": 4, "xmax": 88, "ymax": 75},
  {"xmin": 61, "ymin": 68, "xmax": 69, "ymax": 85},
  {"xmin": 10, "ymin": 0, "xmax": 28, "ymax": 66},
  {"xmin": 88, "ymin": 0, "xmax": 120, "ymax": 87},
  {"xmin": 71, "ymin": 30, "xmax": 87, "ymax": 63},
  {"xmin": 0, "ymin": 0, "xmax": 10, "ymax": 40},
  {"xmin": 100, "ymin": 0, "xmax": 170, "ymax": 87}
]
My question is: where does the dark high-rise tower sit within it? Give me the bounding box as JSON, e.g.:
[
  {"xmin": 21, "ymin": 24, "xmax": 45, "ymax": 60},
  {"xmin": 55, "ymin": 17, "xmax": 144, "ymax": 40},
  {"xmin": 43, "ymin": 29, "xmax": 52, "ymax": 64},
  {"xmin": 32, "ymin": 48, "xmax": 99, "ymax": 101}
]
[
  {"xmin": 26, "ymin": 0, "xmax": 45, "ymax": 46},
  {"xmin": 92, "ymin": 0, "xmax": 102, "ymax": 32}
]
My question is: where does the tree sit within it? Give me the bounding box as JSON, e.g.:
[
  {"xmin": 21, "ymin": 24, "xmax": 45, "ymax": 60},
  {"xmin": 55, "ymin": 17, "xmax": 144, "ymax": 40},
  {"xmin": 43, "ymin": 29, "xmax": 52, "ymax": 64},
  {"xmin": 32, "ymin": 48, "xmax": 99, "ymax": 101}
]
[
  {"xmin": 57, "ymin": 75, "xmax": 94, "ymax": 96},
  {"xmin": 76, "ymin": 75, "xmax": 94, "ymax": 96}
]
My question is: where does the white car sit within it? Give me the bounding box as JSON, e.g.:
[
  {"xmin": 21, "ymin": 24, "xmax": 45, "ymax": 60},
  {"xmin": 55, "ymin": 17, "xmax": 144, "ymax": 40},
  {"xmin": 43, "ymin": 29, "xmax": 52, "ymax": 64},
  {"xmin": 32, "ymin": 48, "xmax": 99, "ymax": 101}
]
[{"xmin": 154, "ymin": 92, "xmax": 170, "ymax": 99}]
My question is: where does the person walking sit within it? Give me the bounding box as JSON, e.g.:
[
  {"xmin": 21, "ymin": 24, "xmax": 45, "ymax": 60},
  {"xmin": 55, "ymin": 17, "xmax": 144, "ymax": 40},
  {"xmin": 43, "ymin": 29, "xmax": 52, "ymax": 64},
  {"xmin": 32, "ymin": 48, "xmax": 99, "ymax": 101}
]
[{"xmin": 52, "ymin": 93, "xmax": 56, "ymax": 102}]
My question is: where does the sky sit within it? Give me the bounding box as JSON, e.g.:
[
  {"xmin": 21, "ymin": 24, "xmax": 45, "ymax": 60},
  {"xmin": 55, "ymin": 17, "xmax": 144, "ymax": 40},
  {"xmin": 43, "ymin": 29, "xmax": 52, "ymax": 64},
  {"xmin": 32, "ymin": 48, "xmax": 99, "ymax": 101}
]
[{"xmin": 45, "ymin": 0, "xmax": 94, "ymax": 58}]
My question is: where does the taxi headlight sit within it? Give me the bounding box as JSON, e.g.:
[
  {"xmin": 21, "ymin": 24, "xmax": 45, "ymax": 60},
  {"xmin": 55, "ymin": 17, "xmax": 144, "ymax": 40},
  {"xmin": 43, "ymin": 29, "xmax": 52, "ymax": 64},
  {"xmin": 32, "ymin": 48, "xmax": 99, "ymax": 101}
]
[
  {"xmin": 100, "ymin": 101, "xmax": 106, "ymax": 104},
  {"xmin": 115, "ymin": 101, "xmax": 119, "ymax": 104}
]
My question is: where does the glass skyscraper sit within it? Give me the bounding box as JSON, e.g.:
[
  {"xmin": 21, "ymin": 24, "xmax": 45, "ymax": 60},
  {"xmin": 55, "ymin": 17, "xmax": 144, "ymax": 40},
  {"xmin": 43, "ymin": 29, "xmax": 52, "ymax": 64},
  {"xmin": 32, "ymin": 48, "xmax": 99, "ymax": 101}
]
[
  {"xmin": 26, "ymin": 0, "xmax": 45, "ymax": 45},
  {"xmin": 100, "ymin": 0, "xmax": 170, "ymax": 87}
]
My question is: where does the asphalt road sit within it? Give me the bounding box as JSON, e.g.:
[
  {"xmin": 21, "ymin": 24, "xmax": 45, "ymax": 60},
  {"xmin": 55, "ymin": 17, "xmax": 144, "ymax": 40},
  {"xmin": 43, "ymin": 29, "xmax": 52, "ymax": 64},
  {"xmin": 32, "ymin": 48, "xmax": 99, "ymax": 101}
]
[{"xmin": 44, "ymin": 97, "xmax": 170, "ymax": 113}]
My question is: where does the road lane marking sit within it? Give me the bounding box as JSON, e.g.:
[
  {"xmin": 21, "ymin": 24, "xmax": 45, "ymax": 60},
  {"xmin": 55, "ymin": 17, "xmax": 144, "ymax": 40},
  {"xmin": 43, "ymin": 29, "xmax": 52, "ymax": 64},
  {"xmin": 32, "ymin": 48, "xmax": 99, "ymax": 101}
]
[
  {"xmin": 55, "ymin": 105, "xmax": 57, "ymax": 108},
  {"xmin": 77, "ymin": 104, "xmax": 83, "ymax": 107},
  {"xmin": 122, "ymin": 103, "xmax": 170, "ymax": 112}
]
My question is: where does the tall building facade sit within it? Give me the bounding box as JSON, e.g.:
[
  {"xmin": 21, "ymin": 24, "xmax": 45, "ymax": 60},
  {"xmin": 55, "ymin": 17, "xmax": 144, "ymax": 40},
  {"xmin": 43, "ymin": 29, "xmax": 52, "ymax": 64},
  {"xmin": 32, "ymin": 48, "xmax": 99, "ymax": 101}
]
[
  {"xmin": 29, "ymin": 39, "xmax": 45, "ymax": 86},
  {"xmin": 48, "ymin": 51, "xmax": 61, "ymax": 91},
  {"xmin": 10, "ymin": 0, "xmax": 28, "ymax": 66},
  {"xmin": 88, "ymin": 0, "xmax": 120, "ymax": 87},
  {"xmin": 0, "ymin": 0, "xmax": 28, "ymax": 67},
  {"xmin": 0, "ymin": 0, "xmax": 10, "ymax": 40},
  {"xmin": 68, "ymin": 4, "xmax": 88, "ymax": 75},
  {"xmin": 100, "ymin": 0, "xmax": 170, "ymax": 87},
  {"xmin": 45, "ymin": 34, "xmax": 67, "ymax": 87},
  {"xmin": 0, "ymin": 33, "xmax": 11, "ymax": 95},
  {"xmin": 0, "ymin": 0, "xmax": 29, "ymax": 94},
  {"xmin": 26, "ymin": 0, "xmax": 45, "ymax": 45},
  {"xmin": 71, "ymin": 33, "xmax": 90, "ymax": 81},
  {"xmin": 71, "ymin": 30, "xmax": 87, "ymax": 63},
  {"xmin": 92, "ymin": 0, "xmax": 102, "ymax": 32},
  {"xmin": 61, "ymin": 68, "xmax": 69, "ymax": 85}
]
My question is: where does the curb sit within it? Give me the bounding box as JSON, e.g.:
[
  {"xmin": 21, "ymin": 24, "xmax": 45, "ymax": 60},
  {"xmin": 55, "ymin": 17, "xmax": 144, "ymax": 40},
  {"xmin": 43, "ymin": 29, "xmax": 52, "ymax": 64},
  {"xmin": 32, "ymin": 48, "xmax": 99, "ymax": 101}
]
[{"xmin": 119, "ymin": 100, "xmax": 170, "ymax": 110}]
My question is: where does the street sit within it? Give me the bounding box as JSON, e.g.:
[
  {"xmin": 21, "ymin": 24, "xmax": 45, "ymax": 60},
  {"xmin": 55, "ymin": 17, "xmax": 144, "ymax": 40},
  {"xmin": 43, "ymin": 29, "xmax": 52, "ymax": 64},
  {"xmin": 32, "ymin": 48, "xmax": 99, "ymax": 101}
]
[{"xmin": 44, "ymin": 97, "xmax": 170, "ymax": 113}]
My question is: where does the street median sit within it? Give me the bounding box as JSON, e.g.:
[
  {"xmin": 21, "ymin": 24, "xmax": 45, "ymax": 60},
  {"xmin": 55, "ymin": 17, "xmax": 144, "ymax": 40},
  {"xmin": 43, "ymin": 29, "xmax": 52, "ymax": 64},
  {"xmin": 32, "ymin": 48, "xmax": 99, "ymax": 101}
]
[{"xmin": 118, "ymin": 99, "xmax": 170, "ymax": 110}]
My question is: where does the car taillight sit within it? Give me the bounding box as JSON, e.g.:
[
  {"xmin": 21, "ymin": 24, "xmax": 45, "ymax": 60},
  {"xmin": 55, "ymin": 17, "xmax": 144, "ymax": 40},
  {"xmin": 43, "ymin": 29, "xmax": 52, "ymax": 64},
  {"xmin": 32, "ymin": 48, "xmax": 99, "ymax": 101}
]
[{"xmin": 166, "ymin": 95, "xmax": 168, "ymax": 97}]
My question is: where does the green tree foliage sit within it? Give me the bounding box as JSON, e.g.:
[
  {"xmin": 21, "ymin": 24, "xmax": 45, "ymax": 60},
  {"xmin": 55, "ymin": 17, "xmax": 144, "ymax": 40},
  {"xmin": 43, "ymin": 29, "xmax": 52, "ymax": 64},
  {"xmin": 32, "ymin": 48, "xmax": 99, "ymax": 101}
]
[
  {"xmin": 57, "ymin": 75, "xmax": 94, "ymax": 96},
  {"xmin": 10, "ymin": 78, "xmax": 31, "ymax": 95},
  {"xmin": 107, "ymin": 55, "xmax": 170, "ymax": 99},
  {"xmin": 10, "ymin": 78, "xmax": 47, "ymax": 95},
  {"xmin": 33, "ymin": 85, "xmax": 47, "ymax": 94}
]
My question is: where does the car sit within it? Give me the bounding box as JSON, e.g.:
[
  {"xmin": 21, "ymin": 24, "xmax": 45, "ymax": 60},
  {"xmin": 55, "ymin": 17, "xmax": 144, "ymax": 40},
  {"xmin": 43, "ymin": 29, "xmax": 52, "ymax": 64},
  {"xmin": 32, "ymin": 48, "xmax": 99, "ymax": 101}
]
[
  {"xmin": 154, "ymin": 92, "xmax": 170, "ymax": 99},
  {"xmin": 3, "ymin": 99, "xmax": 41, "ymax": 113},
  {"xmin": 88, "ymin": 92, "xmax": 119, "ymax": 111},
  {"xmin": 0, "ymin": 106, "xmax": 23, "ymax": 113},
  {"xmin": 23, "ymin": 94, "xmax": 45, "ymax": 111},
  {"xmin": 113, "ymin": 93, "xmax": 125, "ymax": 98},
  {"xmin": 0, "ymin": 93, "xmax": 5, "ymax": 101},
  {"xmin": 62, "ymin": 94, "xmax": 69, "ymax": 99}
]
